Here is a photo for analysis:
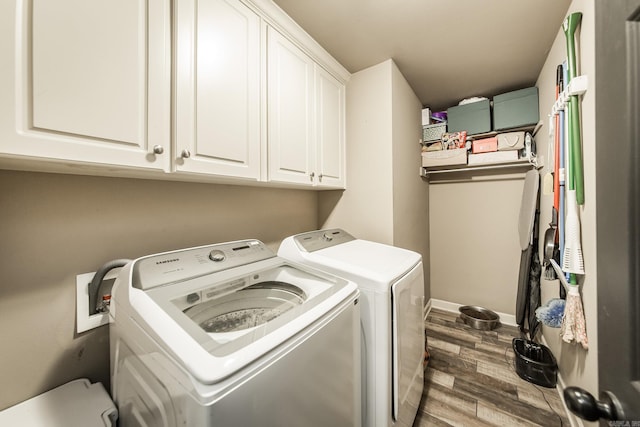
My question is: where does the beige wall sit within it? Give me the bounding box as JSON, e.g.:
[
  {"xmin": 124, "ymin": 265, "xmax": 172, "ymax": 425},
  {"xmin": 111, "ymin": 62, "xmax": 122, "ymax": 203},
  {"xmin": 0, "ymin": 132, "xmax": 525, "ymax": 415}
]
[
  {"xmin": 319, "ymin": 59, "xmax": 430, "ymax": 300},
  {"xmin": 536, "ymin": 0, "xmax": 598, "ymax": 421},
  {"xmin": 0, "ymin": 170, "xmax": 318, "ymax": 410},
  {"xmin": 319, "ymin": 60, "xmax": 394, "ymax": 244},
  {"xmin": 429, "ymin": 177, "xmax": 525, "ymax": 314},
  {"xmin": 390, "ymin": 61, "xmax": 430, "ymax": 301}
]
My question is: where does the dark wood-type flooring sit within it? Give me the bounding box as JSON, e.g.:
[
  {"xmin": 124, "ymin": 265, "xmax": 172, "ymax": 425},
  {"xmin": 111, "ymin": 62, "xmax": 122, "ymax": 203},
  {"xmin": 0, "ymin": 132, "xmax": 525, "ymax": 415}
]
[{"xmin": 412, "ymin": 308, "xmax": 570, "ymax": 427}]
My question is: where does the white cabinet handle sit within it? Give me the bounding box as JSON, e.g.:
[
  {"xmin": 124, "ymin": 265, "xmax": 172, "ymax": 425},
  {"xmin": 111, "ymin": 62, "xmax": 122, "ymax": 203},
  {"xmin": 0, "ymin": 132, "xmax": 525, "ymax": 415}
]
[
  {"xmin": 309, "ymin": 172, "xmax": 315, "ymax": 181},
  {"xmin": 319, "ymin": 173, "xmax": 323, "ymax": 182}
]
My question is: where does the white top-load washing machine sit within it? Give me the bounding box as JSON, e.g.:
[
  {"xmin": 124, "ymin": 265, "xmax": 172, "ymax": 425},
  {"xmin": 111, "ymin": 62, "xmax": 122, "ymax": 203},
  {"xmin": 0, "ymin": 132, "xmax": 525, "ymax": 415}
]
[
  {"xmin": 109, "ymin": 239, "xmax": 361, "ymax": 427},
  {"xmin": 279, "ymin": 229, "xmax": 425, "ymax": 427}
]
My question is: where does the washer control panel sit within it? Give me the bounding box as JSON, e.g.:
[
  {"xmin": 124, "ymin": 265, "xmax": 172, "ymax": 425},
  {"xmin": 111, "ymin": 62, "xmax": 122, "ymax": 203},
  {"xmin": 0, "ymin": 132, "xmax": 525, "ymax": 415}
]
[
  {"xmin": 293, "ymin": 229, "xmax": 355, "ymax": 253},
  {"xmin": 132, "ymin": 240, "xmax": 272, "ymax": 290}
]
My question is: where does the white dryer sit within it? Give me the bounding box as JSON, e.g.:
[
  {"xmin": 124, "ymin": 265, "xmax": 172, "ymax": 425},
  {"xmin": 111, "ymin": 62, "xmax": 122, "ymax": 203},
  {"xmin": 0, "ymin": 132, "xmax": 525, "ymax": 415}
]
[
  {"xmin": 279, "ymin": 229, "xmax": 425, "ymax": 427},
  {"xmin": 109, "ymin": 239, "xmax": 361, "ymax": 427}
]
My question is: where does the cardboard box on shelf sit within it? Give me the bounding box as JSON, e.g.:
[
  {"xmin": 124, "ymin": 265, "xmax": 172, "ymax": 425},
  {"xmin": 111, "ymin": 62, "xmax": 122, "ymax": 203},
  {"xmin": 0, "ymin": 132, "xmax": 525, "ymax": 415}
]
[
  {"xmin": 497, "ymin": 131, "xmax": 525, "ymax": 150},
  {"xmin": 421, "ymin": 148, "xmax": 467, "ymax": 167},
  {"xmin": 472, "ymin": 136, "xmax": 498, "ymax": 154},
  {"xmin": 467, "ymin": 150, "xmax": 519, "ymax": 165}
]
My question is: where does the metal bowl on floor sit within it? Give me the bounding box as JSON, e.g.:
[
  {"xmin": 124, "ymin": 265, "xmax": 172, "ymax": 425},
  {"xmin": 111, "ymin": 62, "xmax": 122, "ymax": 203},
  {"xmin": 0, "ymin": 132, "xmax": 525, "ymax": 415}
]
[{"xmin": 459, "ymin": 305, "xmax": 500, "ymax": 330}]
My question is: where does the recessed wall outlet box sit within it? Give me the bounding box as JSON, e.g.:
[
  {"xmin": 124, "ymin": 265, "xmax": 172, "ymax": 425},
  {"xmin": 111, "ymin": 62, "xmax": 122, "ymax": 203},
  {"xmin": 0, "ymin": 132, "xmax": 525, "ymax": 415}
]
[{"xmin": 76, "ymin": 268, "xmax": 121, "ymax": 333}]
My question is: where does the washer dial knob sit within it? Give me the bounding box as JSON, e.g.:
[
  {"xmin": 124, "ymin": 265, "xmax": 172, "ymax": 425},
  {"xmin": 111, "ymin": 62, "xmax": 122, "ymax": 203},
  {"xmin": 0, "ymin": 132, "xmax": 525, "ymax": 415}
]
[{"xmin": 209, "ymin": 250, "xmax": 226, "ymax": 262}]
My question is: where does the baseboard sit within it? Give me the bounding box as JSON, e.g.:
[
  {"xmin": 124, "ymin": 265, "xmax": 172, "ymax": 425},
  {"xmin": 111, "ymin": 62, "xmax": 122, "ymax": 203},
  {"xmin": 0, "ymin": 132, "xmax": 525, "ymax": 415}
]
[
  {"xmin": 423, "ymin": 298, "xmax": 432, "ymax": 321},
  {"xmin": 428, "ymin": 298, "xmax": 518, "ymax": 327}
]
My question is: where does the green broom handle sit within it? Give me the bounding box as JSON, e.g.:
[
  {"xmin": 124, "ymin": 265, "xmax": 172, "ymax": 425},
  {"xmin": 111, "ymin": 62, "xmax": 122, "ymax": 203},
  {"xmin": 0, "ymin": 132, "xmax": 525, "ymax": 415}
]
[{"xmin": 563, "ymin": 12, "xmax": 584, "ymax": 204}]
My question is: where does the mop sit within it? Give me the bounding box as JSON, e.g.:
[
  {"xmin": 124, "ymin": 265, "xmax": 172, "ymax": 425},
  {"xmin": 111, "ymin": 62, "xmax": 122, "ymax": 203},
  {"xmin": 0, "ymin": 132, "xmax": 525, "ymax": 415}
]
[
  {"xmin": 550, "ymin": 260, "xmax": 588, "ymax": 349},
  {"xmin": 554, "ymin": 12, "xmax": 588, "ymax": 349},
  {"xmin": 562, "ymin": 275, "xmax": 589, "ymax": 349}
]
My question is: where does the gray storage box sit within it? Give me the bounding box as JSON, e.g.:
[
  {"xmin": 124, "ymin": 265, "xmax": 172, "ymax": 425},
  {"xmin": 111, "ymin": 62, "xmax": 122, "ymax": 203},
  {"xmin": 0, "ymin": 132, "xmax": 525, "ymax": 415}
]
[
  {"xmin": 493, "ymin": 87, "xmax": 539, "ymax": 130},
  {"xmin": 447, "ymin": 100, "xmax": 491, "ymax": 135},
  {"xmin": 422, "ymin": 123, "xmax": 447, "ymax": 142}
]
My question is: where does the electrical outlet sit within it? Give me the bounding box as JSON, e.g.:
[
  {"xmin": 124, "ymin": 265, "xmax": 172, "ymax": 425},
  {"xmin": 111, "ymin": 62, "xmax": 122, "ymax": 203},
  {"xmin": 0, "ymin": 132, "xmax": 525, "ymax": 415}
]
[{"xmin": 76, "ymin": 269, "xmax": 121, "ymax": 334}]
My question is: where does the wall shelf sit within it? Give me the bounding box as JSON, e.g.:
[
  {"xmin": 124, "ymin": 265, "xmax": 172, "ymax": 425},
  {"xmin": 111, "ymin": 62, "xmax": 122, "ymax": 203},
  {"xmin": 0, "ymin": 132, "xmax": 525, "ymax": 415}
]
[
  {"xmin": 420, "ymin": 122, "xmax": 542, "ymax": 180},
  {"xmin": 421, "ymin": 158, "xmax": 535, "ymax": 178},
  {"xmin": 465, "ymin": 122, "xmax": 542, "ymax": 140}
]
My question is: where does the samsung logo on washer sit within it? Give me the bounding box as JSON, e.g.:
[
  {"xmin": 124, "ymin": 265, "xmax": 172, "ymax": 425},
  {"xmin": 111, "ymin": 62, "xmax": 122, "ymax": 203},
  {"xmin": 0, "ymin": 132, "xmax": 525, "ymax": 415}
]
[{"xmin": 156, "ymin": 258, "xmax": 179, "ymax": 265}]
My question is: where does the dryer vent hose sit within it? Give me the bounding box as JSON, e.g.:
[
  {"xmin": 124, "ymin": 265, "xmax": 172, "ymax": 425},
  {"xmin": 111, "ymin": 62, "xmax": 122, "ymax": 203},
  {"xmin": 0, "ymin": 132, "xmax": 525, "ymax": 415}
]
[{"xmin": 88, "ymin": 259, "xmax": 131, "ymax": 315}]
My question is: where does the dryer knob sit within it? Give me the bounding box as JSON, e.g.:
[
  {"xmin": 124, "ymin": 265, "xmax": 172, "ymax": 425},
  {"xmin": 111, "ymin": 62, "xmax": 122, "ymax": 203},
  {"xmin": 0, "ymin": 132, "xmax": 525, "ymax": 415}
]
[{"xmin": 209, "ymin": 250, "xmax": 226, "ymax": 262}]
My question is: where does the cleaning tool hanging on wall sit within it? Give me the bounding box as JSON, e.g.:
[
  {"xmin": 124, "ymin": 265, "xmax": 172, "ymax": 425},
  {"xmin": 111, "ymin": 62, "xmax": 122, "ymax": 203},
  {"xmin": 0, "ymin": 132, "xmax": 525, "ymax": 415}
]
[
  {"xmin": 563, "ymin": 185, "xmax": 585, "ymax": 274},
  {"xmin": 535, "ymin": 298, "xmax": 565, "ymax": 328},
  {"xmin": 558, "ymin": 61, "xmax": 568, "ymax": 287},
  {"xmin": 550, "ymin": 260, "xmax": 588, "ymax": 349},
  {"xmin": 562, "ymin": 18, "xmax": 585, "ymax": 275},
  {"xmin": 563, "ymin": 12, "xmax": 584, "ymax": 205},
  {"xmin": 561, "ymin": 274, "xmax": 589, "ymax": 349},
  {"xmin": 553, "ymin": 65, "xmax": 562, "ymax": 223},
  {"xmin": 544, "ymin": 65, "xmax": 564, "ymax": 281}
]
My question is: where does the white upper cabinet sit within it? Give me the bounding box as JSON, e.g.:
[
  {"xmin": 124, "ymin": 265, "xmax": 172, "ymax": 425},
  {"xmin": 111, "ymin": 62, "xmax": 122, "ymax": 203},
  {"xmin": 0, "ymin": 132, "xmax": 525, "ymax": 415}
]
[
  {"xmin": 315, "ymin": 66, "xmax": 346, "ymax": 188},
  {"xmin": 267, "ymin": 28, "xmax": 315, "ymax": 185},
  {"xmin": 267, "ymin": 27, "xmax": 345, "ymax": 188},
  {"xmin": 0, "ymin": 0, "xmax": 348, "ymax": 188},
  {"xmin": 174, "ymin": 0, "xmax": 261, "ymax": 180},
  {"xmin": 0, "ymin": 0, "xmax": 171, "ymax": 171}
]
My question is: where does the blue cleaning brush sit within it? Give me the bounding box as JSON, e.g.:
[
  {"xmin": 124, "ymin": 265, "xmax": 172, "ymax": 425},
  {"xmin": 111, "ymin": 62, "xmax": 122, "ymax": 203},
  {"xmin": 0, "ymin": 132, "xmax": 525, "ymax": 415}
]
[{"xmin": 535, "ymin": 299, "xmax": 566, "ymax": 328}]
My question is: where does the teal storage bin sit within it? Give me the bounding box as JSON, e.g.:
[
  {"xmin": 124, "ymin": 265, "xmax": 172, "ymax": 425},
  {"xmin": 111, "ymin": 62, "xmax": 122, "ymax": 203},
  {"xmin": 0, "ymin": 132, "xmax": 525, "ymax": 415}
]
[
  {"xmin": 493, "ymin": 87, "xmax": 539, "ymax": 130},
  {"xmin": 447, "ymin": 100, "xmax": 491, "ymax": 135}
]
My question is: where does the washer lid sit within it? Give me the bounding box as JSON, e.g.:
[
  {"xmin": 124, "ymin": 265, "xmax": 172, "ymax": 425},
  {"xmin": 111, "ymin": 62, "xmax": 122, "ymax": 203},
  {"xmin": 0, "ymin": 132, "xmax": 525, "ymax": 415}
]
[
  {"xmin": 145, "ymin": 260, "xmax": 344, "ymax": 352},
  {"xmin": 279, "ymin": 230, "xmax": 422, "ymax": 288},
  {"xmin": 311, "ymin": 239, "xmax": 421, "ymax": 284}
]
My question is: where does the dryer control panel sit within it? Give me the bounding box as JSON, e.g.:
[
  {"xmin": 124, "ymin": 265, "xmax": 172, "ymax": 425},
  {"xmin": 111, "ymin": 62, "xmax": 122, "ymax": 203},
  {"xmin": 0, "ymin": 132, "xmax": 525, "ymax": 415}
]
[
  {"xmin": 132, "ymin": 240, "xmax": 273, "ymax": 290},
  {"xmin": 292, "ymin": 229, "xmax": 355, "ymax": 253}
]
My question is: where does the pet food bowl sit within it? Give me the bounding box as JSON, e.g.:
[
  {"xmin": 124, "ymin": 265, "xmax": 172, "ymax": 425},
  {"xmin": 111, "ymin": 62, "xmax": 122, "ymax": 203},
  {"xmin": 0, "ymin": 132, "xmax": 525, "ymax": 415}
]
[
  {"xmin": 458, "ymin": 305, "xmax": 500, "ymax": 330},
  {"xmin": 513, "ymin": 338, "xmax": 558, "ymax": 388}
]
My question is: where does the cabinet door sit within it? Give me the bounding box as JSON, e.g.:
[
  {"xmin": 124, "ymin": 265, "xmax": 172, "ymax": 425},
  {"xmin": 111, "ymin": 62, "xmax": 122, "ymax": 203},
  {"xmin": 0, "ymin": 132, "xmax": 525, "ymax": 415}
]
[
  {"xmin": 315, "ymin": 66, "xmax": 345, "ymax": 189},
  {"xmin": 267, "ymin": 28, "xmax": 315, "ymax": 185},
  {"xmin": 0, "ymin": 0, "xmax": 171, "ymax": 171},
  {"xmin": 174, "ymin": 0, "xmax": 261, "ymax": 180}
]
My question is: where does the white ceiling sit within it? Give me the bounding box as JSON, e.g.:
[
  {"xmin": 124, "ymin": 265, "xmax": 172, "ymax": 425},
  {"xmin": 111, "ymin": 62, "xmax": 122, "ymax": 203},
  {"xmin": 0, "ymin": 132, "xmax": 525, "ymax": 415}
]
[{"xmin": 272, "ymin": 0, "xmax": 572, "ymax": 111}]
